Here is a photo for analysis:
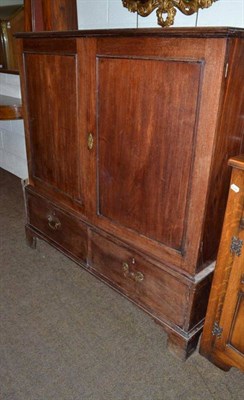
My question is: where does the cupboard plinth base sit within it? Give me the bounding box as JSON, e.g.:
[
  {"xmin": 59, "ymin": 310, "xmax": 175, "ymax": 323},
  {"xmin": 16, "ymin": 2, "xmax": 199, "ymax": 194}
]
[{"xmin": 166, "ymin": 328, "xmax": 202, "ymax": 361}]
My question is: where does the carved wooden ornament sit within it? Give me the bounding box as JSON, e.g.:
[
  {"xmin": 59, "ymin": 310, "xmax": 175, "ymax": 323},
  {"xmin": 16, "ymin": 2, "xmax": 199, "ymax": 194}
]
[{"xmin": 122, "ymin": 0, "xmax": 217, "ymax": 27}]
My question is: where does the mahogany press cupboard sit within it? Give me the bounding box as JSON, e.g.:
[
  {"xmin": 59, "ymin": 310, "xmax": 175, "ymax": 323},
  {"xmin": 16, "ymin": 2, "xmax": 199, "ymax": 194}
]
[{"xmin": 16, "ymin": 28, "xmax": 244, "ymax": 359}]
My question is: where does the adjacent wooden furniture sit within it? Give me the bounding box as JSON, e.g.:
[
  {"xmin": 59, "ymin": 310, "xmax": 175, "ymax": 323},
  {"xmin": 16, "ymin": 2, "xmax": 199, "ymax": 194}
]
[
  {"xmin": 24, "ymin": 0, "xmax": 78, "ymax": 32},
  {"xmin": 0, "ymin": 5, "xmax": 24, "ymax": 71},
  {"xmin": 16, "ymin": 27, "xmax": 244, "ymax": 359},
  {"xmin": 200, "ymin": 155, "xmax": 244, "ymax": 371},
  {"xmin": 0, "ymin": 94, "xmax": 22, "ymax": 120}
]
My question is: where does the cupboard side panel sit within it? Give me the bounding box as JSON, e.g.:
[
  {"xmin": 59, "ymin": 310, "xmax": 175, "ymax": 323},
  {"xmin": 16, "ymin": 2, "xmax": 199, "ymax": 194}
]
[{"xmin": 200, "ymin": 38, "xmax": 244, "ymax": 269}]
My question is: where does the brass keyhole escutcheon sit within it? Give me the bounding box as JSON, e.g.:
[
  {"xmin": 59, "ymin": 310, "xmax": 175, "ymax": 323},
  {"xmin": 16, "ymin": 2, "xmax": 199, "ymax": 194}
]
[{"xmin": 87, "ymin": 132, "xmax": 94, "ymax": 150}]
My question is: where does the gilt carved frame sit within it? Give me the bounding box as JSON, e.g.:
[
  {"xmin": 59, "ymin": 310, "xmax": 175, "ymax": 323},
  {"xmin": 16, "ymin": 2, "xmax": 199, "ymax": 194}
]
[{"xmin": 122, "ymin": 0, "xmax": 217, "ymax": 28}]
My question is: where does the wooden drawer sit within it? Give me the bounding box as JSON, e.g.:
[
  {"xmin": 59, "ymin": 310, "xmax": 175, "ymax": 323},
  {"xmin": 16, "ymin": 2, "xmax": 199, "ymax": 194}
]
[
  {"xmin": 89, "ymin": 230, "xmax": 187, "ymax": 328},
  {"xmin": 26, "ymin": 190, "xmax": 87, "ymax": 262}
]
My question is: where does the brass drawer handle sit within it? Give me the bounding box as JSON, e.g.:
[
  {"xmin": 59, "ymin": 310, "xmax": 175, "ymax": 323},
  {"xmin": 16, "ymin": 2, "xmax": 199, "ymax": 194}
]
[
  {"xmin": 122, "ymin": 262, "xmax": 144, "ymax": 283},
  {"xmin": 47, "ymin": 215, "xmax": 61, "ymax": 231}
]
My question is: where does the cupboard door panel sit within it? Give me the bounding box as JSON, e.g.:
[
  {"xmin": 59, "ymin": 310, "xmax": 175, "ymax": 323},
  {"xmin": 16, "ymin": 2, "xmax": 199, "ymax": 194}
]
[
  {"xmin": 97, "ymin": 57, "xmax": 202, "ymax": 251},
  {"xmin": 24, "ymin": 53, "xmax": 81, "ymax": 202}
]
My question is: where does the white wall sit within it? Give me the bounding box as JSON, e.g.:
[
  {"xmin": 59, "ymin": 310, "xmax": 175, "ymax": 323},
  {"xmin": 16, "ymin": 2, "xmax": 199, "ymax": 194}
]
[
  {"xmin": 77, "ymin": 0, "xmax": 244, "ymax": 29},
  {"xmin": 197, "ymin": 0, "xmax": 244, "ymax": 28},
  {"xmin": 0, "ymin": 0, "xmax": 243, "ymax": 178}
]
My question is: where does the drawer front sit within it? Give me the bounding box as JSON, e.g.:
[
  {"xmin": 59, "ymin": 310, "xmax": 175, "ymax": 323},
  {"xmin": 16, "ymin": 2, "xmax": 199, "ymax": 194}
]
[
  {"xmin": 26, "ymin": 191, "xmax": 87, "ymax": 262},
  {"xmin": 89, "ymin": 230, "xmax": 187, "ymax": 328}
]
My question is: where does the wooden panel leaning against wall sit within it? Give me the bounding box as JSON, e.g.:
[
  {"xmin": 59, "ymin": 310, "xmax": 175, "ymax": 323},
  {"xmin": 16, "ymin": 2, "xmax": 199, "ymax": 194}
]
[
  {"xmin": 16, "ymin": 27, "xmax": 244, "ymax": 360},
  {"xmin": 200, "ymin": 155, "xmax": 244, "ymax": 372}
]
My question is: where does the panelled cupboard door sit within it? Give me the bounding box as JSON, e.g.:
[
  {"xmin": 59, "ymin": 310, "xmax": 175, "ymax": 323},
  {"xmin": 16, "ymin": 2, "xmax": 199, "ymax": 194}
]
[
  {"xmin": 23, "ymin": 41, "xmax": 83, "ymax": 206},
  {"xmin": 98, "ymin": 57, "xmax": 200, "ymax": 250},
  {"xmin": 212, "ymin": 211, "xmax": 244, "ymax": 370},
  {"xmin": 94, "ymin": 36, "xmax": 227, "ymax": 274}
]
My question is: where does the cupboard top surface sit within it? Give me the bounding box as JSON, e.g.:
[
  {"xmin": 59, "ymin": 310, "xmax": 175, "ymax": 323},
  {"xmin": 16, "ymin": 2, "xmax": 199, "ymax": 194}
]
[{"xmin": 15, "ymin": 27, "xmax": 244, "ymax": 39}]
